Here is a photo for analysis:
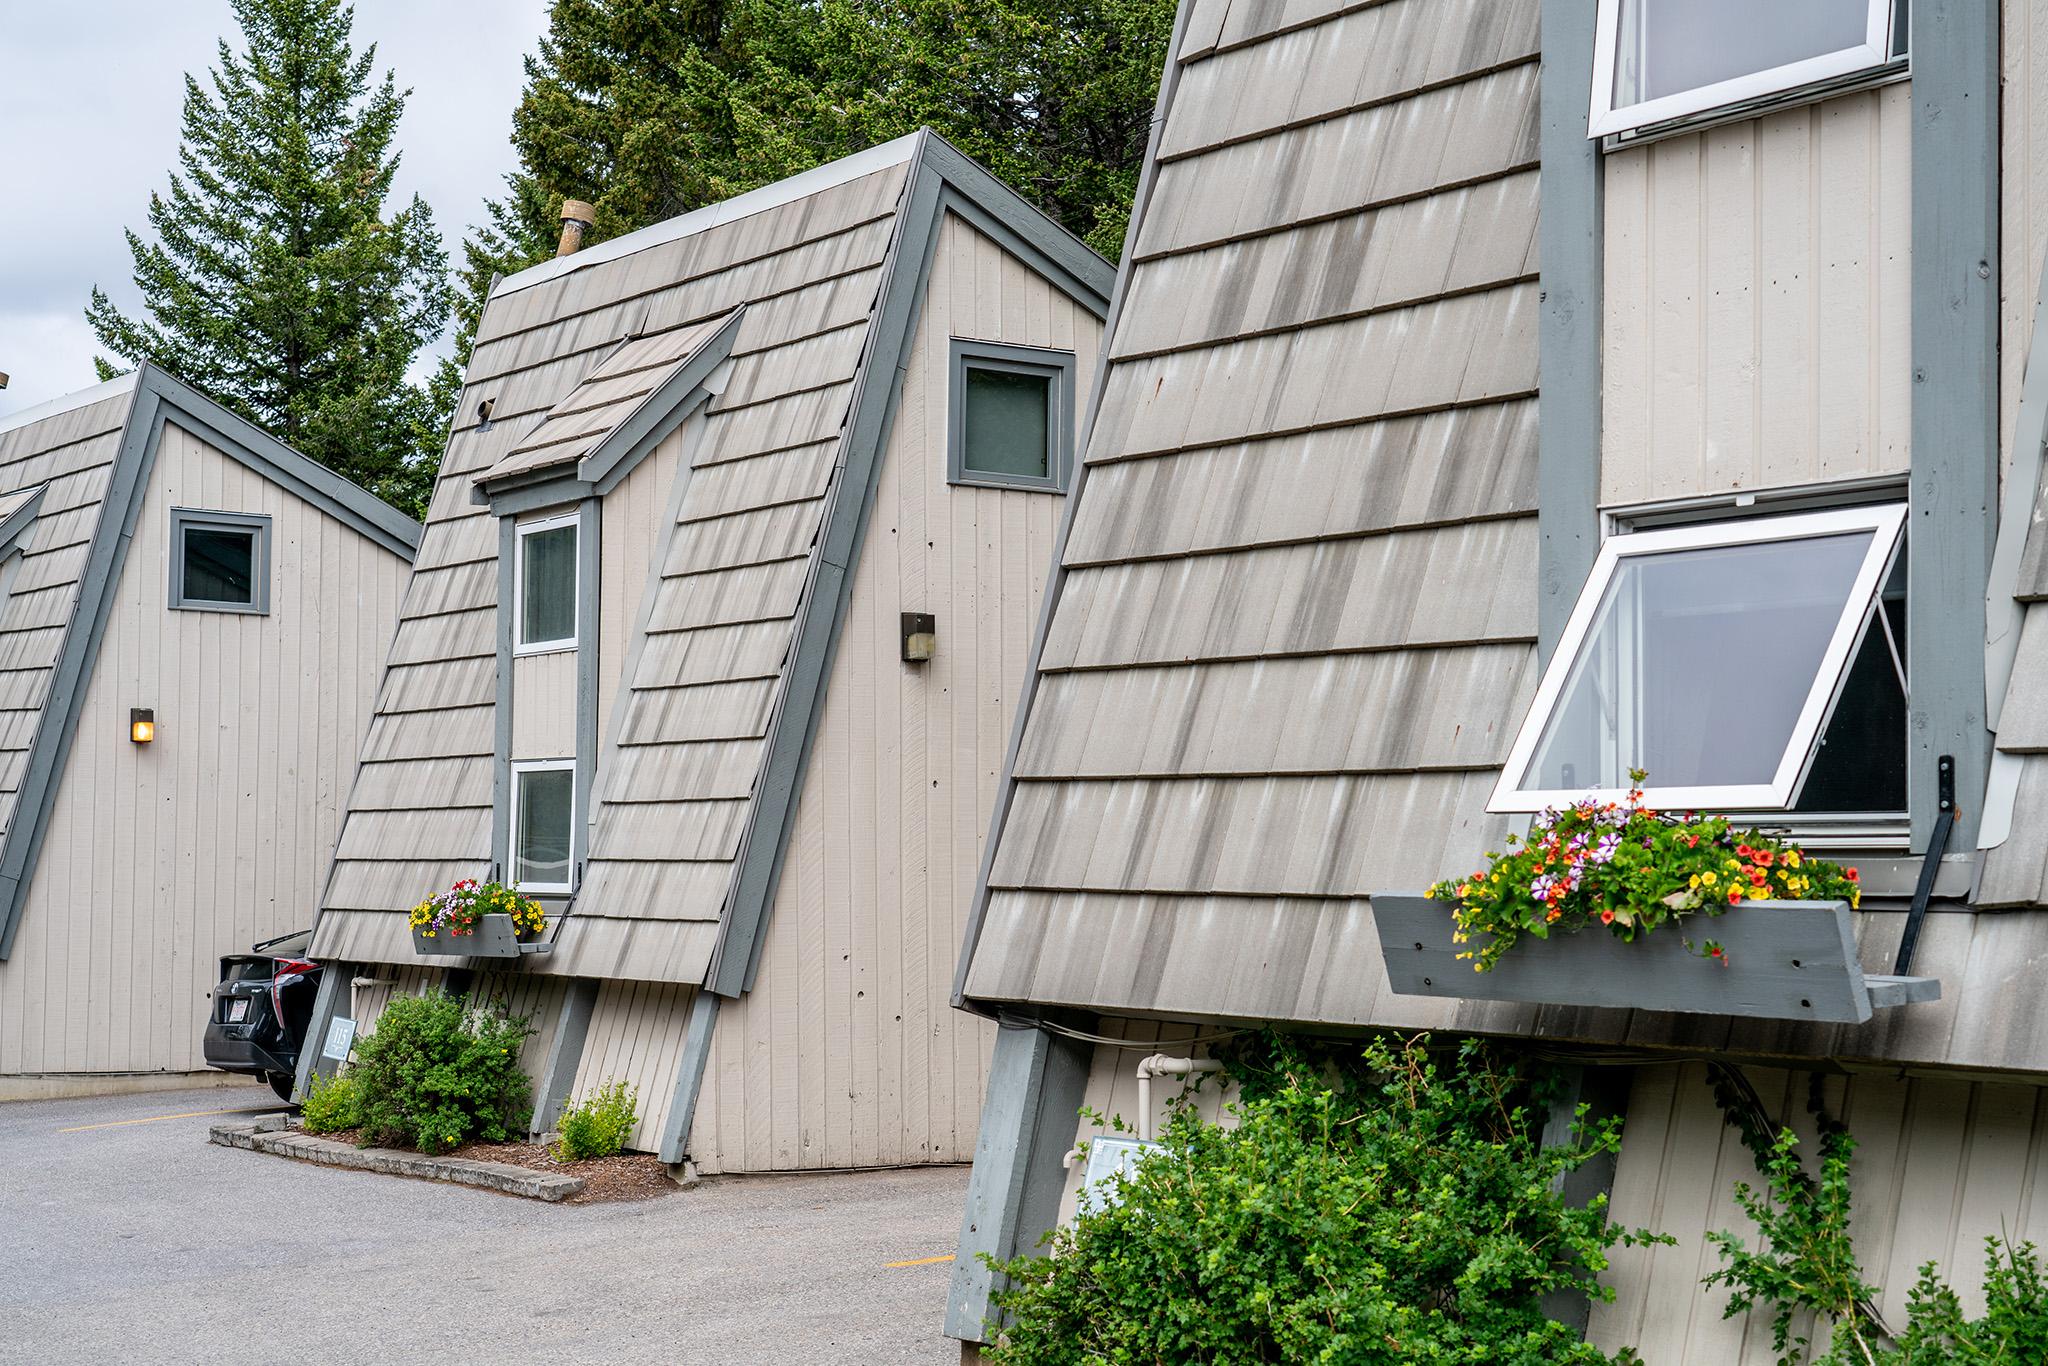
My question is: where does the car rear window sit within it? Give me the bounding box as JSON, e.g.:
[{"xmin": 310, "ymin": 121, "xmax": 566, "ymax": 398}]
[{"xmin": 228, "ymin": 959, "xmax": 274, "ymax": 981}]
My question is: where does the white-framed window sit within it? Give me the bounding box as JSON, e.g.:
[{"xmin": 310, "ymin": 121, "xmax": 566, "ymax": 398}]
[
  {"xmin": 1490, "ymin": 503, "xmax": 1907, "ymax": 815},
  {"xmin": 514, "ymin": 512, "xmax": 578, "ymax": 653},
  {"xmin": 509, "ymin": 759, "xmax": 575, "ymax": 893},
  {"xmin": 1590, "ymin": 0, "xmax": 1905, "ymax": 140}
]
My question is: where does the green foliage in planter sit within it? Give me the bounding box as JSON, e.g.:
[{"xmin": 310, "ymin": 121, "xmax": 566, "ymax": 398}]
[
  {"xmin": 1427, "ymin": 775, "xmax": 1861, "ymax": 971},
  {"xmin": 554, "ymin": 1080, "xmax": 639, "ymax": 1162},
  {"xmin": 350, "ymin": 991, "xmax": 533, "ymax": 1155},
  {"xmin": 985, "ymin": 1034, "xmax": 1665, "ymax": 1365},
  {"xmin": 1706, "ymin": 1065, "xmax": 2048, "ymax": 1363},
  {"xmin": 298, "ymin": 1070, "xmax": 361, "ymax": 1134}
]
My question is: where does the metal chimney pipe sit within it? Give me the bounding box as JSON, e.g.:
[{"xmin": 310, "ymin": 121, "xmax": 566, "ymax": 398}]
[{"xmin": 556, "ymin": 200, "xmax": 596, "ymax": 258}]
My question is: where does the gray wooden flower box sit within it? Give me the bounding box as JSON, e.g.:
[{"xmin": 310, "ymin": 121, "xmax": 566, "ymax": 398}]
[
  {"xmin": 1372, "ymin": 895, "xmax": 1938, "ymax": 1024},
  {"xmin": 411, "ymin": 913, "xmax": 550, "ymax": 959}
]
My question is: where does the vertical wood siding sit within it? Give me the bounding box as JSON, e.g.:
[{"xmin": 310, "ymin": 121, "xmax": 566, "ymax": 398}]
[
  {"xmin": 689, "ymin": 213, "xmax": 1099, "ymax": 1172},
  {"xmin": 0, "ymin": 421, "xmax": 409, "ymax": 1076},
  {"xmin": 510, "ymin": 650, "xmax": 577, "ymax": 760},
  {"xmin": 1601, "ymin": 85, "xmax": 1913, "ymax": 505},
  {"xmin": 1591, "ymin": 1062, "xmax": 2048, "ymax": 1362},
  {"xmin": 569, "ymin": 978, "xmax": 694, "ymax": 1151},
  {"xmin": 597, "ymin": 429, "xmax": 684, "ymax": 732},
  {"xmin": 1053, "ymin": 1017, "xmax": 1235, "ymax": 1226}
]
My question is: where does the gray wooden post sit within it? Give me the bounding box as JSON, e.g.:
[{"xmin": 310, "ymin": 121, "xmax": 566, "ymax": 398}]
[
  {"xmin": 1539, "ymin": 1064, "xmax": 1633, "ymax": 1335},
  {"xmin": 291, "ymin": 964, "xmax": 351, "ymax": 1103},
  {"xmin": 530, "ymin": 978, "xmax": 599, "ymax": 1137},
  {"xmin": 944, "ymin": 1021, "xmax": 1093, "ymax": 1344}
]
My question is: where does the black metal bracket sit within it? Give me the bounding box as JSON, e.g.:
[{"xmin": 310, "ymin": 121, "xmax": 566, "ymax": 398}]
[{"xmin": 1893, "ymin": 754, "xmax": 1956, "ymax": 976}]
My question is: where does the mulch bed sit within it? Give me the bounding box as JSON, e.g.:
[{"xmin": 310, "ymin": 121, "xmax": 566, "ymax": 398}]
[{"xmin": 304, "ymin": 1127, "xmax": 677, "ymax": 1204}]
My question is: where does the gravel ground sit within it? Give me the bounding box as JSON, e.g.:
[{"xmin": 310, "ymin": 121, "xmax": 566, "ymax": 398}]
[{"xmin": 0, "ymin": 1083, "xmax": 968, "ymax": 1365}]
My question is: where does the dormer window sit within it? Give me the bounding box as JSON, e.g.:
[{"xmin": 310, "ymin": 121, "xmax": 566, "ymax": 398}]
[
  {"xmin": 170, "ymin": 509, "xmax": 271, "ymax": 615},
  {"xmin": 1590, "ymin": 0, "xmax": 1906, "ymax": 140},
  {"xmin": 515, "ymin": 512, "xmax": 578, "ymax": 652},
  {"xmin": 1491, "ymin": 504, "xmax": 1907, "ymax": 816}
]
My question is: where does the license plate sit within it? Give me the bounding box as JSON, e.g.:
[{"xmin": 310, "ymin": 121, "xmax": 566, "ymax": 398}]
[{"xmin": 228, "ymin": 998, "xmax": 249, "ymax": 1023}]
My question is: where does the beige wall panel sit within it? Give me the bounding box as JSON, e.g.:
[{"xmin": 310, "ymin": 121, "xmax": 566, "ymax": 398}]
[
  {"xmin": 0, "ymin": 421, "xmax": 409, "ymax": 1076},
  {"xmin": 510, "ymin": 649, "xmax": 577, "ymax": 760},
  {"xmin": 1601, "ymin": 85, "xmax": 1912, "ymax": 506},
  {"xmin": 690, "ymin": 213, "xmax": 1100, "ymax": 1173},
  {"xmin": 598, "ymin": 426, "xmax": 684, "ymax": 729},
  {"xmin": 1590, "ymin": 1062, "xmax": 2048, "ymax": 1362},
  {"xmin": 569, "ymin": 977, "xmax": 695, "ymax": 1152},
  {"xmin": 1054, "ymin": 1017, "xmax": 1237, "ymax": 1227}
]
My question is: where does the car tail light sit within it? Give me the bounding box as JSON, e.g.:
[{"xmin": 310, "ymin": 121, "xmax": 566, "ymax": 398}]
[{"xmin": 269, "ymin": 958, "xmax": 319, "ymax": 1025}]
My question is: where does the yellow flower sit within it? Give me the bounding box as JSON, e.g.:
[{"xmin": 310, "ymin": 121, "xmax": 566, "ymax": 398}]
[
  {"xmin": 1701, "ymin": 871, "xmax": 1718, "ymax": 887},
  {"xmin": 1423, "ymin": 887, "xmax": 1436, "ymax": 900},
  {"xmin": 1786, "ymin": 850, "xmax": 1803, "ymax": 869},
  {"xmin": 1689, "ymin": 874, "xmax": 1701, "ymax": 890}
]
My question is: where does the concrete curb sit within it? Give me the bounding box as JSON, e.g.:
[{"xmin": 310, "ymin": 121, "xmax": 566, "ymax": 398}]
[{"xmin": 209, "ymin": 1119, "xmax": 586, "ymax": 1202}]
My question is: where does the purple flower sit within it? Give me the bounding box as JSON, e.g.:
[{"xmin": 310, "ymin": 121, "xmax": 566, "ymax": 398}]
[{"xmin": 1590, "ymin": 834, "xmax": 1621, "ymax": 865}]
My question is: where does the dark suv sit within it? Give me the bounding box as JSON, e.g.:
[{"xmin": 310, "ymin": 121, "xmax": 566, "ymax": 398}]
[{"xmin": 203, "ymin": 929, "xmax": 323, "ymax": 1101}]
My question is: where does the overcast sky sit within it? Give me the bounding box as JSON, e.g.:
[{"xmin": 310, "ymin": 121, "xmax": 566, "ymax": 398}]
[{"xmin": 0, "ymin": 1, "xmax": 551, "ymax": 419}]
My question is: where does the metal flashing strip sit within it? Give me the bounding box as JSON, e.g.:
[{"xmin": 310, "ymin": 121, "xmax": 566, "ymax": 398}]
[
  {"xmin": 0, "ymin": 371, "xmax": 138, "ymax": 439},
  {"xmin": 1908, "ymin": 0, "xmax": 1999, "ymax": 852},
  {"xmin": 1985, "ymin": 243, "xmax": 2048, "ymax": 732},
  {"xmin": 949, "ymin": 0, "xmax": 1194, "ymax": 1014},
  {"xmin": 1535, "ymin": 0, "xmax": 1604, "ymax": 663},
  {"xmin": 0, "ymin": 485, "xmax": 48, "ymax": 556},
  {"xmin": 491, "ymin": 134, "xmax": 925, "ymax": 300}
]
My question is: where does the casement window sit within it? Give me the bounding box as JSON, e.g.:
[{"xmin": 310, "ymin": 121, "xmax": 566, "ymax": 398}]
[
  {"xmin": 169, "ymin": 509, "xmax": 271, "ymax": 614},
  {"xmin": 509, "ymin": 759, "xmax": 575, "ymax": 893},
  {"xmin": 948, "ymin": 339, "xmax": 1076, "ymax": 493},
  {"xmin": 1590, "ymin": 0, "xmax": 1907, "ymax": 140},
  {"xmin": 514, "ymin": 512, "xmax": 578, "ymax": 652},
  {"xmin": 1491, "ymin": 504, "xmax": 1907, "ymax": 817}
]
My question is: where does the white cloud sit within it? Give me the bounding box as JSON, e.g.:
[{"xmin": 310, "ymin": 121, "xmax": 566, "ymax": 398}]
[{"xmin": 0, "ymin": 0, "xmax": 548, "ymax": 418}]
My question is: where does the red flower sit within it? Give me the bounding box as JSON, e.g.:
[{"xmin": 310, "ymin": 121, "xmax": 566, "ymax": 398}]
[
  {"xmin": 1736, "ymin": 844, "xmax": 1754, "ymax": 858},
  {"xmin": 1600, "ymin": 909, "xmax": 1616, "ymax": 924},
  {"xmin": 1683, "ymin": 834, "xmax": 1699, "ymax": 848},
  {"xmin": 1845, "ymin": 867, "xmax": 1859, "ymax": 882},
  {"xmin": 1749, "ymin": 869, "xmax": 1768, "ymax": 887}
]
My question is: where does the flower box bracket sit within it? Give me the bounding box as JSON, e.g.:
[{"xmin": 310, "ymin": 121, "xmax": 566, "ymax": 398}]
[
  {"xmin": 411, "ymin": 912, "xmax": 551, "ymax": 960},
  {"xmin": 1372, "ymin": 895, "xmax": 1938, "ymax": 1024}
]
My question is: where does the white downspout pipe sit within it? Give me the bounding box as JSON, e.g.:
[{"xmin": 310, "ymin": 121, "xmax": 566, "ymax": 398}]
[{"xmin": 1135, "ymin": 1054, "xmax": 1223, "ymax": 1141}]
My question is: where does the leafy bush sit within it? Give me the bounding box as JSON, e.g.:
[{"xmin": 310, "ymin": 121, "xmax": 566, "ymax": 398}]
[
  {"xmin": 1707, "ymin": 1068, "xmax": 2048, "ymax": 1364},
  {"xmin": 1428, "ymin": 774, "xmax": 1861, "ymax": 970},
  {"xmin": 986, "ymin": 1035, "xmax": 1663, "ymax": 1365},
  {"xmin": 553, "ymin": 1080, "xmax": 639, "ymax": 1161},
  {"xmin": 350, "ymin": 991, "xmax": 533, "ymax": 1155},
  {"xmin": 298, "ymin": 1070, "xmax": 361, "ymax": 1134}
]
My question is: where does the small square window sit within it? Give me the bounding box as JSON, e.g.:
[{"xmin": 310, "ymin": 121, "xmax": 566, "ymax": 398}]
[
  {"xmin": 1491, "ymin": 504, "xmax": 1906, "ymax": 814},
  {"xmin": 511, "ymin": 761, "xmax": 575, "ymax": 892},
  {"xmin": 949, "ymin": 340, "xmax": 1074, "ymax": 493},
  {"xmin": 1591, "ymin": 0, "xmax": 1904, "ymax": 139},
  {"xmin": 170, "ymin": 509, "xmax": 270, "ymax": 614},
  {"xmin": 516, "ymin": 513, "xmax": 578, "ymax": 652}
]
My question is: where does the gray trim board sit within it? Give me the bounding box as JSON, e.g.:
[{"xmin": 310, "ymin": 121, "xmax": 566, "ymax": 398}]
[
  {"xmin": 1537, "ymin": 1065, "xmax": 1630, "ymax": 1337},
  {"xmin": 168, "ymin": 508, "xmax": 272, "ymax": 615},
  {"xmin": 917, "ymin": 138, "xmax": 1115, "ymax": 312},
  {"xmin": 943, "ymin": 1021, "xmax": 1094, "ymax": 1343},
  {"xmin": 1985, "ymin": 244, "xmax": 2048, "ymax": 730},
  {"xmin": 141, "ymin": 367, "xmax": 420, "ymax": 558},
  {"xmin": 655, "ymin": 989, "xmax": 721, "ymax": 1163},
  {"xmin": 573, "ymin": 497, "xmax": 601, "ymax": 888},
  {"xmin": 491, "ymin": 516, "xmax": 516, "ymax": 879},
  {"xmin": 702, "ymin": 128, "xmax": 1116, "ymax": 999},
  {"xmin": 1908, "ymin": 0, "xmax": 1999, "ymax": 851},
  {"xmin": 1536, "ymin": 0, "xmax": 1605, "ymax": 663},
  {"xmin": 291, "ymin": 960, "xmax": 352, "ymax": 1102},
  {"xmin": 531, "ymin": 978, "xmax": 600, "ymax": 1135},
  {"xmin": 0, "ymin": 485, "xmax": 47, "ymax": 556},
  {"xmin": 950, "ymin": 0, "xmax": 1192, "ymax": 1012},
  {"xmin": 948, "ymin": 339, "xmax": 1077, "ymax": 493}
]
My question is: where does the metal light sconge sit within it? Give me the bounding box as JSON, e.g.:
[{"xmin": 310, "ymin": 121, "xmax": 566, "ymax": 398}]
[
  {"xmin": 900, "ymin": 612, "xmax": 936, "ymax": 664},
  {"xmin": 129, "ymin": 708, "xmax": 155, "ymax": 744}
]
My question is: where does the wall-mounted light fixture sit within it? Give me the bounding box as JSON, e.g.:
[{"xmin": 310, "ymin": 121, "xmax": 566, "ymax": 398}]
[
  {"xmin": 129, "ymin": 707, "xmax": 155, "ymax": 744},
  {"xmin": 901, "ymin": 612, "xmax": 936, "ymax": 664}
]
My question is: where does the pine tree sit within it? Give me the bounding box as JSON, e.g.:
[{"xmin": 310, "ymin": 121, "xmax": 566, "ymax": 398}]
[
  {"xmin": 453, "ymin": 0, "xmax": 1171, "ymax": 348},
  {"xmin": 87, "ymin": 0, "xmax": 451, "ymax": 516}
]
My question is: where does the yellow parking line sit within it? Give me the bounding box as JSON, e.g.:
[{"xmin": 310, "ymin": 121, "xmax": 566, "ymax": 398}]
[
  {"xmin": 58, "ymin": 1105, "xmax": 265, "ymax": 1134},
  {"xmin": 884, "ymin": 1254, "xmax": 955, "ymax": 1268}
]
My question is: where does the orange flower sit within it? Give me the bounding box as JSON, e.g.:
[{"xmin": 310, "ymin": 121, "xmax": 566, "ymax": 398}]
[
  {"xmin": 1600, "ymin": 909, "xmax": 1616, "ymax": 925},
  {"xmin": 1749, "ymin": 869, "xmax": 1768, "ymax": 888},
  {"xmin": 1753, "ymin": 850, "xmax": 1775, "ymax": 867},
  {"xmin": 1736, "ymin": 844, "xmax": 1754, "ymax": 858}
]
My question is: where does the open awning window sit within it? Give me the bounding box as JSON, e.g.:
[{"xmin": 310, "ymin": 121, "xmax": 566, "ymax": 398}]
[{"xmin": 1490, "ymin": 504, "xmax": 1907, "ymax": 814}]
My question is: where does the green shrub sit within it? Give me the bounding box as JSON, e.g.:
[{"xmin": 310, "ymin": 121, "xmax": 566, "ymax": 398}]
[
  {"xmin": 986, "ymin": 1034, "xmax": 1662, "ymax": 1365},
  {"xmin": 553, "ymin": 1080, "xmax": 639, "ymax": 1161},
  {"xmin": 1706, "ymin": 1066, "xmax": 2048, "ymax": 1364},
  {"xmin": 298, "ymin": 1071, "xmax": 361, "ymax": 1134},
  {"xmin": 349, "ymin": 991, "xmax": 533, "ymax": 1155}
]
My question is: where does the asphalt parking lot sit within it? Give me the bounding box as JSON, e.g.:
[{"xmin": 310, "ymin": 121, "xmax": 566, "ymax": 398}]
[{"xmin": 0, "ymin": 1083, "xmax": 968, "ymax": 1365}]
